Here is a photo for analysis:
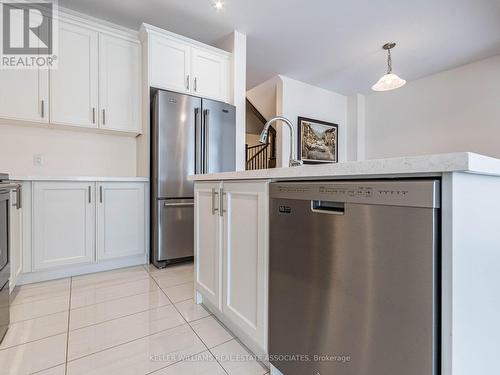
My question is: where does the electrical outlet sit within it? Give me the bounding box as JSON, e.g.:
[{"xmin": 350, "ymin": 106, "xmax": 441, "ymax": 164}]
[{"xmin": 33, "ymin": 154, "xmax": 43, "ymax": 166}]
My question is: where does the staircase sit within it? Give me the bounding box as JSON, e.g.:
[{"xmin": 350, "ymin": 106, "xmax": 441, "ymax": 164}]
[{"xmin": 245, "ymin": 99, "xmax": 276, "ymax": 170}]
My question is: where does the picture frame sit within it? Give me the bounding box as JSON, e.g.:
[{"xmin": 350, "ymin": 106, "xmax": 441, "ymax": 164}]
[{"xmin": 297, "ymin": 117, "xmax": 338, "ymax": 164}]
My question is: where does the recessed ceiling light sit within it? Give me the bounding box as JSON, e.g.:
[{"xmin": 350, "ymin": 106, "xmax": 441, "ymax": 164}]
[
  {"xmin": 372, "ymin": 42, "xmax": 406, "ymax": 92},
  {"xmin": 212, "ymin": 0, "xmax": 224, "ymax": 11}
]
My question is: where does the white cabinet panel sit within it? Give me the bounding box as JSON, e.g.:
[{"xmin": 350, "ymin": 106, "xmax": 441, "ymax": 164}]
[
  {"xmin": 0, "ymin": 69, "xmax": 48, "ymax": 123},
  {"xmin": 195, "ymin": 182, "xmax": 221, "ymax": 309},
  {"xmin": 150, "ymin": 35, "xmax": 190, "ymax": 93},
  {"xmin": 222, "ymin": 181, "xmax": 268, "ymax": 351},
  {"xmin": 33, "ymin": 182, "xmax": 95, "ymax": 270},
  {"xmin": 191, "ymin": 48, "xmax": 228, "ymax": 101},
  {"xmin": 99, "ymin": 34, "xmax": 141, "ymax": 133},
  {"xmin": 50, "ymin": 21, "xmax": 98, "ymax": 128},
  {"xmin": 97, "ymin": 182, "xmax": 146, "ymax": 260},
  {"xmin": 9, "ymin": 186, "xmax": 23, "ymax": 291}
]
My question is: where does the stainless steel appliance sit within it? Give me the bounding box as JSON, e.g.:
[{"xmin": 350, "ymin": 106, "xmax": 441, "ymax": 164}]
[
  {"xmin": 151, "ymin": 90, "xmax": 236, "ymax": 267},
  {"xmin": 269, "ymin": 179, "xmax": 440, "ymax": 375},
  {"xmin": 0, "ymin": 174, "xmax": 21, "ymax": 343}
]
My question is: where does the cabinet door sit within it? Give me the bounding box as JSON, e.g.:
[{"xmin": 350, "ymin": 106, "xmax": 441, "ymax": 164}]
[
  {"xmin": 9, "ymin": 187, "xmax": 23, "ymax": 291},
  {"xmin": 150, "ymin": 35, "xmax": 191, "ymax": 93},
  {"xmin": 50, "ymin": 21, "xmax": 98, "ymax": 128},
  {"xmin": 0, "ymin": 69, "xmax": 49, "ymax": 123},
  {"xmin": 33, "ymin": 182, "xmax": 95, "ymax": 270},
  {"xmin": 222, "ymin": 181, "xmax": 269, "ymax": 351},
  {"xmin": 191, "ymin": 48, "xmax": 229, "ymax": 101},
  {"xmin": 99, "ymin": 34, "xmax": 141, "ymax": 133},
  {"xmin": 195, "ymin": 182, "xmax": 222, "ymax": 309},
  {"xmin": 97, "ymin": 182, "xmax": 146, "ymax": 260}
]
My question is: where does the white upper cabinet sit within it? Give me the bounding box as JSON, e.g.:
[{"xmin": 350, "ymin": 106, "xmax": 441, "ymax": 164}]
[
  {"xmin": 191, "ymin": 47, "xmax": 228, "ymax": 101},
  {"xmin": 150, "ymin": 35, "xmax": 191, "ymax": 93},
  {"xmin": 0, "ymin": 12, "xmax": 142, "ymax": 135},
  {"xmin": 50, "ymin": 21, "xmax": 99, "ymax": 128},
  {"xmin": 97, "ymin": 182, "xmax": 146, "ymax": 260},
  {"xmin": 144, "ymin": 25, "xmax": 231, "ymax": 103},
  {"xmin": 33, "ymin": 182, "xmax": 95, "ymax": 271},
  {"xmin": 99, "ymin": 34, "xmax": 141, "ymax": 133},
  {"xmin": 0, "ymin": 69, "xmax": 48, "ymax": 123}
]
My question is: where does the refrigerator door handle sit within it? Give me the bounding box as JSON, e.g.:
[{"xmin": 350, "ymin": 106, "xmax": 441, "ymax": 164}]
[
  {"xmin": 194, "ymin": 108, "xmax": 202, "ymax": 174},
  {"xmin": 203, "ymin": 109, "xmax": 210, "ymax": 173}
]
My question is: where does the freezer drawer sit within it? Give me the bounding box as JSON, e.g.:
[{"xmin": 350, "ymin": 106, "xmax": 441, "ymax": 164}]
[
  {"xmin": 269, "ymin": 180, "xmax": 439, "ymax": 375},
  {"xmin": 155, "ymin": 199, "xmax": 194, "ymax": 262}
]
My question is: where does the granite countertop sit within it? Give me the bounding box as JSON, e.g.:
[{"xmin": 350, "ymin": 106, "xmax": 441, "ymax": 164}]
[{"xmin": 188, "ymin": 152, "xmax": 500, "ymax": 181}]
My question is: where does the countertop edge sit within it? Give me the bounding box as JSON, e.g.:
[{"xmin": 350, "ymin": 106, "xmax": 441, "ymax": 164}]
[
  {"xmin": 11, "ymin": 176, "xmax": 150, "ymax": 182},
  {"xmin": 188, "ymin": 152, "xmax": 500, "ymax": 181}
]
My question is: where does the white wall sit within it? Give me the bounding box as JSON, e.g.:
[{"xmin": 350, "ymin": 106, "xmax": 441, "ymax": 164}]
[
  {"xmin": 277, "ymin": 76, "xmax": 347, "ymax": 167},
  {"xmin": 246, "ymin": 76, "xmax": 279, "ymax": 121},
  {"xmin": 215, "ymin": 31, "xmax": 247, "ymax": 171},
  {"xmin": 0, "ymin": 123, "xmax": 137, "ymax": 177},
  {"xmin": 364, "ymin": 54, "xmax": 500, "ymax": 160}
]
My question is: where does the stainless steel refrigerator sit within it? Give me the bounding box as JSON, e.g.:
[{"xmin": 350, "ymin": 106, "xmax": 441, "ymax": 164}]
[{"xmin": 151, "ymin": 90, "xmax": 235, "ymax": 267}]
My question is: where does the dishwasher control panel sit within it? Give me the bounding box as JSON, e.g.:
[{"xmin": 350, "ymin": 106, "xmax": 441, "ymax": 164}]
[{"xmin": 271, "ymin": 180, "xmax": 440, "ymax": 209}]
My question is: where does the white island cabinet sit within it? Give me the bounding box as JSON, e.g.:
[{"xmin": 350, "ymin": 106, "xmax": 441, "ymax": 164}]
[
  {"xmin": 9, "ymin": 178, "xmax": 149, "ymax": 286},
  {"xmin": 194, "ymin": 180, "xmax": 269, "ymax": 355},
  {"xmin": 190, "ymin": 152, "xmax": 500, "ymax": 375}
]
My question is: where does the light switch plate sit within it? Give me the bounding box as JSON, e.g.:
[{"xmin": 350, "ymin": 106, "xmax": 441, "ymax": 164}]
[{"xmin": 33, "ymin": 154, "xmax": 43, "ymax": 166}]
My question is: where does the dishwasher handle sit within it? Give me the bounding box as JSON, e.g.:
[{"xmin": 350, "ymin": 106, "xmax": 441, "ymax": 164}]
[{"xmin": 311, "ymin": 200, "xmax": 345, "ymax": 215}]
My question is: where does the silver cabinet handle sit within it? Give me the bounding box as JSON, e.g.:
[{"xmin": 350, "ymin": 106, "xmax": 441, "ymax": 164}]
[
  {"xmin": 164, "ymin": 202, "xmax": 194, "ymax": 207},
  {"xmin": 211, "ymin": 188, "xmax": 219, "ymax": 215},
  {"xmin": 88, "ymin": 186, "xmax": 91, "ymax": 203},
  {"xmin": 99, "ymin": 185, "xmax": 103, "ymax": 203},
  {"xmin": 194, "ymin": 77, "xmax": 197, "ymax": 92},
  {"xmin": 92, "ymin": 108, "xmax": 96, "ymax": 124},
  {"xmin": 16, "ymin": 184, "xmax": 22, "ymax": 209},
  {"xmin": 41, "ymin": 100, "xmax": 45, "ymax": 118},
  {"xmin": 219, "ymin": 187, "xmax": 225, "ymax": 217},
  {"xmin": 102, "ymin": 109, "xmax": 106, "ymax": 125},
  {"xmin": 186, "ymin": 75, "xmax": 190, "ymax": 90}
]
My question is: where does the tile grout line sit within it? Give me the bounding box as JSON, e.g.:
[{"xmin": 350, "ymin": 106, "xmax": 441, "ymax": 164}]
[
  {"xmin": 65, "ymin": 321, "xmax": 187, "ymax": 364},
  {"xmin": 148, "ymin": 266, "xmax": 231, "ymax": 375},
  {"xmin": 63, "ymin": 266, "xmax": 198, "ymax": 373},
  {"xmin": 64, "ymin": 277, "xmax": 73, "ymax": 375}
]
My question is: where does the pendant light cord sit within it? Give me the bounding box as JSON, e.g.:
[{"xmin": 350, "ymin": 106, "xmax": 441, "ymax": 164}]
[{"xmin": 387, "ymin": 48, "xmax": 392, "ymax": 74}]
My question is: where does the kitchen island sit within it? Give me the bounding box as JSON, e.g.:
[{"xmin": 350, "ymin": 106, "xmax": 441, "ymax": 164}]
[{"xmin": 189, "ymin": 152, "xmax": 500, "ymax": 375}]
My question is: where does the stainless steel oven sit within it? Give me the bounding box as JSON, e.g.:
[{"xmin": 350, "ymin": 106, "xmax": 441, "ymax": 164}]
[{"xmin": 0, "ymin": 174, "xmax": 21, "ymax": 343}]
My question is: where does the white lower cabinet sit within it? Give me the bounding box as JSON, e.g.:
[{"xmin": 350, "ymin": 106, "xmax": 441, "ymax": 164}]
[
  {"xmin": 195, "ymin": 182, "xmax": 222, "ymax": 309},
  {"xmin": 9, "ymin": 186, "xmax": 23, "ymax": 291},
  {"xmin": 97, "ymin": 182, "xmax": 146, "ymax": 260},
  {"xmin": 25, "ymin": 180, "xmax": 147, "ymax": 278},
  {"xmin": 33, "ymin": 182, "xmax": 95, "ymax": 270},
  {"xmin": 195, "ymin": 180, "xmax": 269, "ymax": 353}
]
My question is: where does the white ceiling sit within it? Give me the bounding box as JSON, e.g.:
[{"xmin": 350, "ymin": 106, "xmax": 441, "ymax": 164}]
[{"xmin": 59, "ymin": 0, "xmax": 500, "ymax": 95}]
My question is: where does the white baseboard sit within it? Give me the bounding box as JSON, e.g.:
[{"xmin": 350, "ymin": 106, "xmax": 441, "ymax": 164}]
[{"xmin": 16, "ymin": 255, "xmax": 148, "ymax": 285}]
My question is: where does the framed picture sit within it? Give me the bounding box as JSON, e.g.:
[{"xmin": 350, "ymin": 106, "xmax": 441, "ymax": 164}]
[{"xmin": 297, "ymin": 117, "xmax": 338, "ymax": 164}]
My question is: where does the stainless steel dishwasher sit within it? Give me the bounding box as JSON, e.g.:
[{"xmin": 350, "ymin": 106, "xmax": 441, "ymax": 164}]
[{"xmin": 269, "ymin": 179, "xmax": 440, "ymax": 375}]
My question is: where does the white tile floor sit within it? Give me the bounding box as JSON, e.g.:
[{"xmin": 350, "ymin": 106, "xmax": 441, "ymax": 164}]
[{"xmin": 1, "ymin": 263, "xmax": 270, "ymax": 375}]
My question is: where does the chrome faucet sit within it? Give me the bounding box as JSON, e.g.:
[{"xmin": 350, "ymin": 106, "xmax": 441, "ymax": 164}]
[{"xmin": 259, "ymin": 116, "xmax": 303, "ymax": 167}]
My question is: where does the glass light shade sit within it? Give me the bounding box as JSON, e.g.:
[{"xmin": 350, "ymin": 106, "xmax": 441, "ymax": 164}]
[{"xmin": 371, "ymin": 73, "xmax": 406, "ymax": 91}]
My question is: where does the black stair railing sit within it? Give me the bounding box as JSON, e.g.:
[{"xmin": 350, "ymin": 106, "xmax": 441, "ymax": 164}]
[{"xmin": 245, "ymin": 99, "xmax": 276, "ymax": 170}]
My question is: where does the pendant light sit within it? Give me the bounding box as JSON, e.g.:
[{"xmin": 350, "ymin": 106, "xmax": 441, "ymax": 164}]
[{"xmin": 372, "ymin": 42, "xmax": 406, "ymax": 92}]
